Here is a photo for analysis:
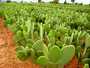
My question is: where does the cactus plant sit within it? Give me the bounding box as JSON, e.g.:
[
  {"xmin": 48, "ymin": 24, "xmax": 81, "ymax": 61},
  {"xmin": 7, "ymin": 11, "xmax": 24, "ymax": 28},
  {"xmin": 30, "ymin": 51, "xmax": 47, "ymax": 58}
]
[
  {"xmin": 36, "ymin": 56, "xmax": 48, "ymax": 65},
  {"xmin": 85, "ymin": 35, "xmax": 90, "ymax": 48},
  {"xmin": 32, "ymin": 40, "xmax": 48, "ymax": 64},
  {"xmin": 84, "ymin": 64, "xmax": 89, "ymax": 68},
  {"xmin": 32, "ymin": 40, "xmax": 48, "ymax": 56},
  {"xmin": 48, "ymin": 45, "xmax": 61, "ymax": 64},
  {"xmin": 82, "ymin": 35, "xmax": 90, "ymax": 56},
  {"xmin": 32, "ymin": 40, "xmax": 44, "ymax": 51},
  {"xmin": 59, "ymin": 45, "xmax": 75, "ymax": 64},
  {"xmin": 48, "ymin": 45, "xmax": 75, "ymax": 65},
  {"xmin": 48, "ymin": 30, "xmax": 56, "ymax": 45},
  {"xmin": 16, "ymin": 46, "xmax": 31, "ymax": 60}
]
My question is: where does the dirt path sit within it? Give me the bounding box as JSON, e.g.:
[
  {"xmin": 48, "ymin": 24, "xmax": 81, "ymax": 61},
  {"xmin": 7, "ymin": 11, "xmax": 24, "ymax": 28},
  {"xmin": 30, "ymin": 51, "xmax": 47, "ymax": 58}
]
[{"xmin": 0, "ymin": 18, "xmax": 40, "ymax": 68}]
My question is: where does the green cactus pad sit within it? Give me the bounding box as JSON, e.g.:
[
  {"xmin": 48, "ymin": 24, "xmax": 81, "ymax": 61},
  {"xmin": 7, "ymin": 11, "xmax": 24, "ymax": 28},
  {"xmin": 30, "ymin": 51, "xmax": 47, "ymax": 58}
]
[
  {"xmin": 59, "ymin": 45, "xmax": 75, "ymax": 64},
  {"xmin": 32, "ymin": 40, "xmax": 44, "ymax": 51},
  {"xmin": 48, "ymin": 45, "xmax": 61, "ymax": 64},
  {"xmin": 85, "ymin": 35, "xmax": 90, "ymax": 48},
  {"xmin": 36, "ymin": 56, "xmax": 48, "ymax": 65},
  {"xmin": 32, "ymin": 40, "xmax": 48, "ymax": 55},
  {"xmin": 84, "ymin": 64, "xmax": 89, "ymax": 68},
  {"xmin": 16, "ymin": 46, "xmax": 31, "ymax": 60}
]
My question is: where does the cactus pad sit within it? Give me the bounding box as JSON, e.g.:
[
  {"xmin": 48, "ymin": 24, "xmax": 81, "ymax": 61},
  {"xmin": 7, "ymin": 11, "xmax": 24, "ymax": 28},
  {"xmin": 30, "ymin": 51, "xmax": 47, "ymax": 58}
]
[
  {"xmin": 36, "ymin": 56, "xmax": 48, "ymax": 65},
  {"xmin": 59, "ymin": 45, "xmax": 75, "ymax": 64},
  {"xmin": 48, "ymin": 45, "xmax": 61, "ymax": 64}
]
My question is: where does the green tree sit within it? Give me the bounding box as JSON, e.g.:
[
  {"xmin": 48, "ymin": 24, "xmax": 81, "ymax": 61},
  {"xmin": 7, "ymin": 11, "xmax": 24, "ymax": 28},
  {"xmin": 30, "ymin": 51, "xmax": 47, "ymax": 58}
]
[
  {"xmin": 54, "ymin": 0, "xmax": 59, "ymax": 3},
  {"xmin": 7, "ymin": 0, "xmax": 11, "ymax": 2},
  {"xmin": 71, "ymin": 0, "xmax": 75, "ymax": 3},
  {"xmin": 38, "ymin": 0, "xmax": 41, "ymax": 3},
  {"xmin": 64, "ymin": 0, "xmax": 67, "ymax": 4},
  {"xmin": 21, "ymin": 0, "xmax": 24, "ymax": 3}
]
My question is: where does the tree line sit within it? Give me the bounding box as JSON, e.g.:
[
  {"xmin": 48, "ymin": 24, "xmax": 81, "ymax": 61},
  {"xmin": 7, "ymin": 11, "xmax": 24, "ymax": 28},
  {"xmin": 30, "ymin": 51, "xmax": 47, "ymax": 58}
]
[{"xmin": 0, "ymin": 0, "xmax": 75, "ymax": 3}]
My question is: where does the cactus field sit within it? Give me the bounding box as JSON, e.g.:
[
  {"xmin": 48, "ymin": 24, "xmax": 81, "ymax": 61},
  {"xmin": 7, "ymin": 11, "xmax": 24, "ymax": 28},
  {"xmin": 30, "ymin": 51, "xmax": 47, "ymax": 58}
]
[{"xmin": 0, "ymin": 2, "xmax": 90, "ymax": 68}]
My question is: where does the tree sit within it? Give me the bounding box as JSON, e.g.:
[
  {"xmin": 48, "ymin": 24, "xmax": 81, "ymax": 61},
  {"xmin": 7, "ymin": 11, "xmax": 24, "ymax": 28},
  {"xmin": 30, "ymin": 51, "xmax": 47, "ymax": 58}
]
[
  {"xmin": 6, "ymin": 0, "xmax": 11, "ymax": 3},
  {"xmin": 54, "ymin": 0, "xmax": 59, "ymax": 3},
  {"xmin": 64, "ymin": 0, "xmax": 67, "ymax": 4},
  {"xmin": 21, "ymin": 0, "xmax": 24, "ymax": 3},
  {"xmin": 71, "ymin": 0, "xmax": 75, "ymax": 3},
  {"xmin": 38, "ymin": 0, "xmax": 41, "ymax": 3}
]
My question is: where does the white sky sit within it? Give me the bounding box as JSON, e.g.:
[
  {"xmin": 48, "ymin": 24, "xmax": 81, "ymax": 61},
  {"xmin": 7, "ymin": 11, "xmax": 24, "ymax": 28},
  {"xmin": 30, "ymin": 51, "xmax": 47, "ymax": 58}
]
[{"xmin": 9, "ymin": 0, "xmax": 90, "ymax": 4}]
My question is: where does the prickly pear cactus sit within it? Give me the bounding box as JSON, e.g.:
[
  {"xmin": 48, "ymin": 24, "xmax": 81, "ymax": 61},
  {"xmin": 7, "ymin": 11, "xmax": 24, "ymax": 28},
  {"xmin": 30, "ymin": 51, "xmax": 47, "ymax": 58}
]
[
  {"xmin": 36, "ymin": 56, "xmax": 48, "ymax": 65},
  {"xmin": 48, "ymin": 45, "xmax": 61, "ymax": 64},
  {"xmin": 32, "ymin": 40, "xmax": 75, "ymax": 66},
  {"xmin": 85, "ymin": 35, "xmax": 90, "ymax": 48},
  {"xmin": 32, "ymin": 40, "xmax": 48, "ymax": 64},
  {"xmin": 84, "ymin": 64, "xmax": 89, "ymax": 68},
  {"xmin": 32, "ymin": 40, "xmax": 44, "ymax": 51},
  {"xmin": 16, "ymin": 46, "xmax": 31, "ymax": 60},
  {"xmin": 48, "ymin": 30, "xmax": 56, "ymax": 45},
  {"xmin": 32, "ymin": 40, "xmax": 48, "ymax": 56},
  {"xmin": 59, "ymin": 45, "xmax": 75, "ymax": 64}
]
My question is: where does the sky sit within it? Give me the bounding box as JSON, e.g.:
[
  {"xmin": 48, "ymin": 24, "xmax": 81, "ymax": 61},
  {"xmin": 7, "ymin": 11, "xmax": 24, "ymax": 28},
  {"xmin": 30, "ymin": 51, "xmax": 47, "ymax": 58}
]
[{"xmin": 2, "ymin": 0, "xmax": 90, "ymax": 4}]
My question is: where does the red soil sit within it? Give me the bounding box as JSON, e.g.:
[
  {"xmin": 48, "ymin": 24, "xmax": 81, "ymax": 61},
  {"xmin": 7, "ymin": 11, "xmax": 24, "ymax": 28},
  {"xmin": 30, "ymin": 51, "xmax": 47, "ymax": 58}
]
[
  {"xmin": 0, "ymin": 18, "xmax": 40, "ymax": 68},
  {"xmin": 64, "ymin": 56, "xmax": 83, "ymax": 68}
]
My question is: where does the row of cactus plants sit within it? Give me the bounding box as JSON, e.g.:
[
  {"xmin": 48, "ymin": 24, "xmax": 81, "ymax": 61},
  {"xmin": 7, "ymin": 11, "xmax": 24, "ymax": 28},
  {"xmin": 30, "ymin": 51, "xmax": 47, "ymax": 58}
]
[
  {"xmin": 13, "ymin": 20, "xmax": 90, "ymax": 67},
  {"xmin": 14, "ymin": 20, "xmax": 76, "ymax": 68},
  {"xmin": 16, "ymin": 39, "xmax": 75, "ymax": 68},
  {"xmin": 5, "ymin": 15, "xmax": 90, "ymax": 67}
]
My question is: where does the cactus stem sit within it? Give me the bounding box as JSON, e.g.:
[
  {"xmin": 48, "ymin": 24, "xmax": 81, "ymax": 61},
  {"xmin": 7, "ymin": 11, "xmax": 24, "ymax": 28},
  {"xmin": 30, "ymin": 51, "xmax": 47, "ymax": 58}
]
[
  {"xmin": 40, "ymin": 23, "xmax": 43, "ymax": 41},
  {"xmin": 82, "ymin": 47, "xmax": 87, "ymax": 57}
]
